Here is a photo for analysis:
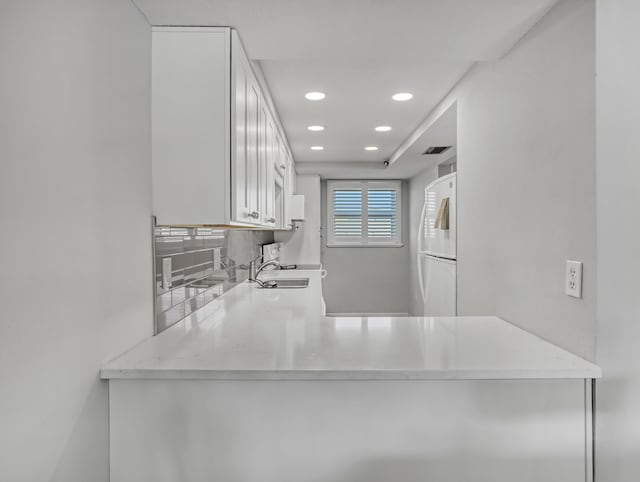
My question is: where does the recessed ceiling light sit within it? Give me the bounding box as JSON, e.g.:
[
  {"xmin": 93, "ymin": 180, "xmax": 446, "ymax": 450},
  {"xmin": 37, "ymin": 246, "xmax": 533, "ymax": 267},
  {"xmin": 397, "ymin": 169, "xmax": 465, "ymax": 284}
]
[
  {"xmin": 364, "ymin": 146, "xmax": 379, "ymax": 151},
  {"xmin": 310, "ymin": 146, "xmax": 324, "ymax": 151},
  {"xmin": 305, "ymin": 92, "xmax": 326, "ymax": 101},
  {"xmin": 375, "ymin": 126, "xmax": 392, "ymax": 132},
  {"xmin": 307, "ymin": 125, "xmax": 325, "ymax": 131},
  {"xmin": 392, "ymin": 92, "xmax": 413, "ymax": 101}
]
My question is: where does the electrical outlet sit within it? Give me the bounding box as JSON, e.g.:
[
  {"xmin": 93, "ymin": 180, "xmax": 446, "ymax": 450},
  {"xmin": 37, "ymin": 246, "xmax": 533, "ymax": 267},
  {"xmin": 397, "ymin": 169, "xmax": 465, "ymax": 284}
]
[{"xmin": 565, "ymin": 260, "xmax": 583, "ymax": 298}]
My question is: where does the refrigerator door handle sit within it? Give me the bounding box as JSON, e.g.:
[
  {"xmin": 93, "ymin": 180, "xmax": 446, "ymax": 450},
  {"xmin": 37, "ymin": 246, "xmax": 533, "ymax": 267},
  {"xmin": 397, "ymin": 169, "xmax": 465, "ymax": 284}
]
[
  {"xmin": 417, "ymin": 201, "xmax": 428, "ymax": 304},
  {"xmin": 423, "ymin": 253, "xmax": 457, "ymax": 263}
]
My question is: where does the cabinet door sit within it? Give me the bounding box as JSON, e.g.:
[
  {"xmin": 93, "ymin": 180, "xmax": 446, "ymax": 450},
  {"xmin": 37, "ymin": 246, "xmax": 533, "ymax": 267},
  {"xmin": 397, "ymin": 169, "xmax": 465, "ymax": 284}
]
[
  {"xmin": 275, "ymin": 135, "xmax": 292, "ymax": 229},
  {"xmin": 231, "ymin": 35, "xmax": 260, "ymax": 225},
  {"xmin": 260, "ymin": 110, "xmax": 277, "ymax": 227},
  {"xmin": 288, "ymin": 152, "xmax": 296, "ymax": 198},
  {"xmin": 282, "ymin": 154, "xmax": 294, "ymax": 229},
  {"xmin": 152, "ymin": 27, "xmax": 230, "ymax": 226},
  {"xmin": 274, "ymin": 136, "xmax": 286, "ymax": 177},
  {"xmin": 246, "ymin": 75, "xmax": 260, "ymax": 220},
  {"xmin": 258, "ymin": 105, "xmax": 271, "ymax": 227},
  {"xmin": 274, "ymin": 167, "xmax": 285, "ymax": 229}
]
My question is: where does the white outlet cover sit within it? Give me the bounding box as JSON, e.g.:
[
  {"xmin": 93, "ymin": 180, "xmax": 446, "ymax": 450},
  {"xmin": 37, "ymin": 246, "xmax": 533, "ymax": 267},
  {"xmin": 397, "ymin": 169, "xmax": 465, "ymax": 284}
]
[{"xmin": 565, "ymin": 260, "xmax": 583, "ymax": 299}]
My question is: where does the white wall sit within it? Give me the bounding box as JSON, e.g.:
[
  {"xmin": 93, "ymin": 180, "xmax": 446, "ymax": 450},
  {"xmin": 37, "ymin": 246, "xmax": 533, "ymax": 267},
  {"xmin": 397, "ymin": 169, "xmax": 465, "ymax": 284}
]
[
  {"xmin": 320, "ymin": 180, "xmax": 410, "ymax": 315},
  {"xmin": 413, "ymin": 0, "xmax": 595, "ymax": 358},
  {"xmin": 408, "ymin": 167, "xmax": 439, "ymax": 315},
  {"xmin": 0, "ymin": 1, "xmax": 152, "ymax": 481},
  {"xmin": 463, "ymin": 0, "xmax": 596, "ymax": 360},
  {"xmin": 275, "ymin": 174, "xmax": 321, "ymax": 266},
  {"xmin": 594, "ymin": 0, "xmax": 640, "ymax": 479}
]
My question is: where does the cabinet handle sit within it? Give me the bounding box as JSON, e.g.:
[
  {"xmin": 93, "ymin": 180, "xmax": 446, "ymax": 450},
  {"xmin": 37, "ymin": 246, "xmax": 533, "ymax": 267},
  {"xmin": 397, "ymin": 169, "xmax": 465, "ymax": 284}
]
[
  {"xmin": 267, "ymin": 217, "xmax": 276, "ymax": 223},
  {"xmin": 249, "ymin": 211, "xmax": 260, "ymax": 219}
]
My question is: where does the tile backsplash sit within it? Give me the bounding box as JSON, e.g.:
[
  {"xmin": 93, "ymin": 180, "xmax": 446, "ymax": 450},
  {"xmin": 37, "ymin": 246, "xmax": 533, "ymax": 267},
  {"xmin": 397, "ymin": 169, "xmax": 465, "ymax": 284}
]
[{"xmin": 154, "ymin": 226, "xmax": 274, "ymax": 333}]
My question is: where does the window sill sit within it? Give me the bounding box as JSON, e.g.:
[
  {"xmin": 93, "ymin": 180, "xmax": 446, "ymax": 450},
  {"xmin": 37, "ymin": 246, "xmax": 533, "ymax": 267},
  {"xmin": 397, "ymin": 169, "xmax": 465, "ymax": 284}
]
[{"xmin": 326, "ymin": 243, "xmax": 404, "ymax": 248}]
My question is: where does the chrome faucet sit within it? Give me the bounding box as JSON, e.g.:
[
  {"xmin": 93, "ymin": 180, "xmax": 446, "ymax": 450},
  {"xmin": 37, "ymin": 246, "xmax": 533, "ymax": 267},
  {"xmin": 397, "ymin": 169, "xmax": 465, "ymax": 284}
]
[{"xmin": 249, "ymin": 259, "xmax": 281, "ymax": 287}]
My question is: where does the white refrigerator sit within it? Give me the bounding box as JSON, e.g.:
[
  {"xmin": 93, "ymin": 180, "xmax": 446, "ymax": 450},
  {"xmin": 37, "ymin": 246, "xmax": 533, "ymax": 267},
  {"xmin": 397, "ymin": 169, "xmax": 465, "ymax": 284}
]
[{"xmin": 417, "ymin": 173, "xmax": 457, "ymax": 316}]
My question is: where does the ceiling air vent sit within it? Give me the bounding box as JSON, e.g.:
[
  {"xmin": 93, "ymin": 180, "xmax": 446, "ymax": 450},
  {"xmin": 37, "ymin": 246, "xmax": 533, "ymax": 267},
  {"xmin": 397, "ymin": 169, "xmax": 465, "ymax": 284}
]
[{"xmin": 422, "ymin": 146, "xmax": 452, "ymax": 155}]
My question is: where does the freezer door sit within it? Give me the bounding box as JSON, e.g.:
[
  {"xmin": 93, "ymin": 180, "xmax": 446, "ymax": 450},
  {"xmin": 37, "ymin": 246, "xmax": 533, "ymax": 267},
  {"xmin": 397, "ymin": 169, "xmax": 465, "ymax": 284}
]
[
  {"xmin": 422, "ymin": 255, "xmax": 457, "ymax": 316},
  {"xmin": 422, "ymin": 173, "xmax": 456, "ymax": 259}
]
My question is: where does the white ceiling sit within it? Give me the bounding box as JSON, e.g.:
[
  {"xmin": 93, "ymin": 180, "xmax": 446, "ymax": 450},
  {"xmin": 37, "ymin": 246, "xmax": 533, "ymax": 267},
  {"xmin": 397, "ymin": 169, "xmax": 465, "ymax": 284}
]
[
  {"xmin": 297, "ymin": 101, "xmax": 458, "ymax": 179},
  {"xmin": 134, "ymin": 0, "xmax": 558, "ymax": 176},
  {"xmin": 257, "ymin": 58, "xmax": 467, "ymax": 164}
]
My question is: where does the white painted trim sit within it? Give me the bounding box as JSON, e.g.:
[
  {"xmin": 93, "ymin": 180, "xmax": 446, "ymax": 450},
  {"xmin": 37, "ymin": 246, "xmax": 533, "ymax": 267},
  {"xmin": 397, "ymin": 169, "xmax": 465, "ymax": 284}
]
[{"xmin": 326, "ymin": 180, "xmax": 402, "ymax": 247}]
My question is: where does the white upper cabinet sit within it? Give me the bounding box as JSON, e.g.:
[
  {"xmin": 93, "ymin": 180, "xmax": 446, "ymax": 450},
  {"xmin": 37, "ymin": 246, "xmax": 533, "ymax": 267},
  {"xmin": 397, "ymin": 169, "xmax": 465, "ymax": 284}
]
[
  {"xmin": 283, "ymin": 153, "xmax": 294, "ymax": 229},
  {"xmin": 152, "ymin": 27, "xmax": 295, "ymax": 228},
  {"xmin": 261, "ymin": 108, "xmax": 277, "ymax": 227},
  {"xmin": 231, "ymin": 31, "xmax": 261, "ymax": 225},
  {"xmin": 152, "ymin": 27, "xmax": 231, "ymax": 226}
]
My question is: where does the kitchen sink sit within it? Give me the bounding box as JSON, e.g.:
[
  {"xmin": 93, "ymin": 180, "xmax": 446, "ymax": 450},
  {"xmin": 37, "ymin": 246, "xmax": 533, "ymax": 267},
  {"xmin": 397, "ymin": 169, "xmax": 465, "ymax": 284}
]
[{"xmin": 260, "ymin": 277, "xmax": 309, "ymax": 289}]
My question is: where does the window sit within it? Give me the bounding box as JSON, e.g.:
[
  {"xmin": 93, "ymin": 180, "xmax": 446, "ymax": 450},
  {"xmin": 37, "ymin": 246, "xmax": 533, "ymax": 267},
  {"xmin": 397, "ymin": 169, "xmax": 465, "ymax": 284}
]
[{"xmin": 327, "ymin": 180, "xmax": 402, "ymax": 247}]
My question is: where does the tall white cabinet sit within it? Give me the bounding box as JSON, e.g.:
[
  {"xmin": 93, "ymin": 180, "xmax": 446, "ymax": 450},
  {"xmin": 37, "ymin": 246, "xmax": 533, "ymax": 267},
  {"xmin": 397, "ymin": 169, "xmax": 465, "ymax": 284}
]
[
  {"xmin": 152, "ymin": 27, "xmax": 295, "ymax": 228},
  {"xmin": 231, "ymin": 32, "xmax": 261, "ymax": 225}
]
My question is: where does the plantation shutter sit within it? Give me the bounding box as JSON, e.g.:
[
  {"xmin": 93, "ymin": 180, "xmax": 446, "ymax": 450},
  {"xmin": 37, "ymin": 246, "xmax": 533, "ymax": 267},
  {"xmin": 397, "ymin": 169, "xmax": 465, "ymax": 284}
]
[
  {"xmin": 328, "ymin": 181, "xmax": 402, "ymax": 246},
  {"xmin": 367, "ymin": 188, "xmax": 398, "ymax": 240},
  {"xmin": 332, "ymin": 189, "xmax": 363, "ymax": 240}
]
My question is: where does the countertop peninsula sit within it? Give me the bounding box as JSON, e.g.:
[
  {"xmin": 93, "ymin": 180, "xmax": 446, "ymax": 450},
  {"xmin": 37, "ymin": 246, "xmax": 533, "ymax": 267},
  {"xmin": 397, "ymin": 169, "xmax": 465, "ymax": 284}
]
[{"xmin": 101, "ymin": 270, "xmax": 601, "ymax": 380}]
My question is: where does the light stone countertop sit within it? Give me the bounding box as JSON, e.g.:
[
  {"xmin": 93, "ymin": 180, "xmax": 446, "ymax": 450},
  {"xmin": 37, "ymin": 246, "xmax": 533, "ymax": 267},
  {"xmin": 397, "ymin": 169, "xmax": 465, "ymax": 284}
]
[{"xmin": 101, "ymin": 270, "xmax": 601, "ymax": 380}]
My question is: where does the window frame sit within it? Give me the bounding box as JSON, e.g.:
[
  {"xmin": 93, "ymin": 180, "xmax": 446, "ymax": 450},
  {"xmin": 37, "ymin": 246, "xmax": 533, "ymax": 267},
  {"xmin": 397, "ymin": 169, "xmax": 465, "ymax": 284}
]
[{"xmin": 326, "ymin": 180, "xmax": 403, "ymax": 248}]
